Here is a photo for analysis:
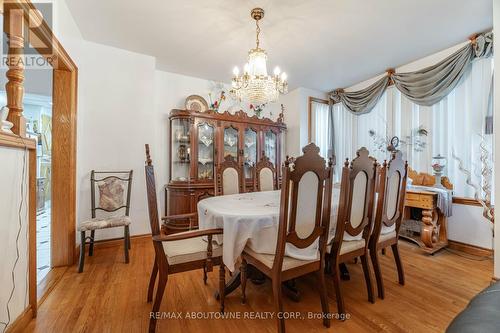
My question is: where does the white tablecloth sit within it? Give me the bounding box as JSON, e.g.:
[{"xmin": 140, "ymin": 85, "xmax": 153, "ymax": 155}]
[{"xmin": 198, "ymin": 189, "xmax": 341, "ymax": 272}]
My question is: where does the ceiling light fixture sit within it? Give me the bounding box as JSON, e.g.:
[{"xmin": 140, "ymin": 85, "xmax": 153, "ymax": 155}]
[{"xmin": 230, "ymin": 8, "xmax": 288, "ymax": 105}]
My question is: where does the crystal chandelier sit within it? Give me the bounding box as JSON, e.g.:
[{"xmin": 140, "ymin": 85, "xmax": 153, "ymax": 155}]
[{"xmin": 230, "ymin": 8, "xmax": 288, "ymax": 105}]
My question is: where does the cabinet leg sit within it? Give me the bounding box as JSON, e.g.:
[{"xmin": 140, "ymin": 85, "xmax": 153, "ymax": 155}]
[{"xmin": 421, "ymin": 209, "xmax": 434, "ymax": 248}]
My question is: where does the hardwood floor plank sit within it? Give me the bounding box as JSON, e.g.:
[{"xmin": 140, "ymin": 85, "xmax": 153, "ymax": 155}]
[{"xmin": 24, "ymin": 239, "xmax": 492, "ymax": 333}]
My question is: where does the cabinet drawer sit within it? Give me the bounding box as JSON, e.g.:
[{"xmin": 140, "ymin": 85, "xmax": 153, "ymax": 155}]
[{"xmin": 405, "ymin": 192, "xmax": 436, "ymax": 209}]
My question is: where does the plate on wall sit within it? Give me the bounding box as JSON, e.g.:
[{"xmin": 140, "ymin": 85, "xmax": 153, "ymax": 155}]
[{"xmin": 185, "ymin": 95, "xmax": 208, "ymax": 112}]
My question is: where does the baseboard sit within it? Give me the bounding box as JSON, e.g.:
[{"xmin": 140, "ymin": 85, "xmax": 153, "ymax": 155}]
[
  {"xmin": 448, "ymin": 240, "xmax": 493, "ymax": 257},
  {"xmin": 74, "ymin": 233, "xmax": 151, "ymax": 262},
  {"xmin": 5, "ymin": 306, "xmax": 34, "ymax": 333}
]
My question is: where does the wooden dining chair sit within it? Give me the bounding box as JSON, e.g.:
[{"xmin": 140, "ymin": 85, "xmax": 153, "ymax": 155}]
[
  {"xmin": 240, "ymin": 143, "xmax": 334, "ymax": 333},
  {"xmin": 215, "ymin": 155, "xmax": 245, "ymax": 195},
  {"xmin": 326, "ymin": 147, "xmax": 377, "ymax": 317},
  {"xmin": 369, "ymin": 151, "xmax": 408, "ymax": 299},
  {"xmin": 77, "ymin": 170, "xmax": 133, "ymax": 273},
  {"xmin": 253, "ymin": 154, "xmax": 278, "ymax": 192},
  {"xmin": 144, "ymin": 144, "xmax": 226, "ymax": 333}
]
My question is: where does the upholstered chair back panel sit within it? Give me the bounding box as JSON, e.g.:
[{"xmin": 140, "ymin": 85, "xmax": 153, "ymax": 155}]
[
  {"xmin": 386, "ymin": 171, "xmax": 401, "ymax": 220},
  {"xmin": 222, "ymin": 168, "xmax": 239, "ymax": 195},
  {"xmin": 259, "ymin": 167, "xmax": 274, "ymax": 192},
  {"xmin": 350, "ymin": 171, "xmax": 368, "ymax": 228},
  {"xmin": 294, "ymin": 171, "xmax": 319, "ymax": 239}
]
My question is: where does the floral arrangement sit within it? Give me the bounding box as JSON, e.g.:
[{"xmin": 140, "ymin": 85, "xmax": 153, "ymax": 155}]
[
  {"xmin": 249, "ymin": 103, "xmax": 266, "ymax": 118},
  {"xmin": 209, "ymin": 91, "xmax": 226, "ymax": 112}
]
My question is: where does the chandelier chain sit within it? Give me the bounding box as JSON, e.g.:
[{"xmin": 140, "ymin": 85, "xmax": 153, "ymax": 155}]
[{"xmin": 255, "ymin": 19, "xmax": 260, "ymax": 49}]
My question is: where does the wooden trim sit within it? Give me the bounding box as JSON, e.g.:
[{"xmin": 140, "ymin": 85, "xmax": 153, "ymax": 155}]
[
  {"xmin": 448, "ymin": 240, "xmax": 493, "ymax": 257},
  {"xmin": 452, "ymin": 196, "xmax": 482, "ymax": 207},
  {"xmin": 0, "ymin": 131, "xmax": 36, "ymax": 149},
  {"xmin": 5, "ymin": 307, "xmax": 33, "ymax": 333},
  {"xmin": 307, "ymin": 96, "xmax": 329, "ymax": 142},
  {"xmin": 4, "ymin": 0, "xmax": 77, "ymax": 71},
  {"xmin": 28, "ymin": 148, "xmax": 37, "ymax": 316},
  {"xmin": 51, "ymin": 69, "xmax": 78, "ymax": 267},
  {"xmin": 74, "ymin": 233, "xmax": 152, "ymax": 262}
]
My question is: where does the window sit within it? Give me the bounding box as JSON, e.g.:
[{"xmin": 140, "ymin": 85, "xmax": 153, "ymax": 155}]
[{"xmin": 331, "ymin": 57, "xmax": 493, "ymax": 197}]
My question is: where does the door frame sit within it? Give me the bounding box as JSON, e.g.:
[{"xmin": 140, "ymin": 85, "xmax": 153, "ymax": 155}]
[{"xmin": 5, "ymin": 0, "xmax": 78, "ymax": 288}]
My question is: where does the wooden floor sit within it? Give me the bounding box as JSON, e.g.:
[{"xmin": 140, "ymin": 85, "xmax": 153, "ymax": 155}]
[{"xmin": 25, "ymin": 237, "xmax": 492, "ymax": 333}]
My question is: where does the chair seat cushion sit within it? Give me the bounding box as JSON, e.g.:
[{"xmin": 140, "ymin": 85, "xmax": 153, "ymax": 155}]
[
  {"xmin": 243, "ymin": 246, "xmax": 319, "ymax": 271},
  {"xmin": 163, "ymin": 235, "xmax": 222, "ymax": 266},
  {"xmin": 379, "ymin": 230, "xmax": 396, "ymax": 243},
  {"xmin": 326, "ymin": 238, "xmax": 366, "ymax": 255},
  {"xmin": 78, "ymin": 216, "xmax": 131, "ymax": 231}
]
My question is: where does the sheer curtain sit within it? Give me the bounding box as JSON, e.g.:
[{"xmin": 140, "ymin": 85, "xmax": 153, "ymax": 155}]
[
  {"xmin": 329, "ymin": 57, "xmax": 493, "ymax": 197},
  {"xmin": 393, "ymin": 57, "xmax": 494, "ymax": 198},
  {"xmin": 331, "ymin": 92, "xmax": 389, "ymax": 181},
  {"xmin": 311, "ymin": 101, "xmax": 331, "ymax": 159}
]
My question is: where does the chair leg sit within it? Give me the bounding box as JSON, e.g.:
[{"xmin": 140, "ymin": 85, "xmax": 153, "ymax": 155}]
[
  {"xmin": 128, "ymin": 227, "xmax": 131, "ymax": 250},
  {"xmin": 219, "ymin": 264, "xmax": 225, "ymax": 313},
  {"xmin": 331, "ymin": 261, "xmax": 345, "ymax": 319},
  {"xmin": 370, "ymin": 247, "xmax": 385, "ymax": 299},
  {"xmin": 124, "ymin": 225, "xmax": 130, "ymax": 264},
  {"xmin": 324, "ymin": 253, "xmax": 332, "ymax": 274},
  {"xmin": 360, "ymin": 254, "xmax": 375, "ymax": 304},
  {"xmin": 240, "ymin": 258, "xmax": 247, "ymax": 304},
  {"xmin": 147, "ymin": 259, "xmax": 158, "ymax": 303},
  {"xmin": 78, "ymin": 231, "xmax": 86, "ymax": 273},
  {"xmin": 317, "ymin": 269, "xmax": 330, "ymax": 328},
  {"xmin": 391, "ymin": 243, "xmax": 405, "ymax": 285},
  {"xmin": 149, "ymin": 270, "xmax": 168, "ymax": 333},
  {"xmin": 89, "ymin": 230, "xmax": 95, "ymax": 256},
  {"xmin": 272, "ymin": 278, "xmax": 285, "ymax": 333},
  {"xmin": 203, "ymin": 265, "xmax": 208, "ymax": 285}
]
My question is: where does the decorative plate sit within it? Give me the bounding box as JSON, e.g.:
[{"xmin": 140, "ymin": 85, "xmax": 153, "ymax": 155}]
[{"xmin": 185, "ymin": 95, "xmax": 208, "ymax": 112}]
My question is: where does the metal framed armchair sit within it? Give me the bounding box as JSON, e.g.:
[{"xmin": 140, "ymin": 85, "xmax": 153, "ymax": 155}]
[{"xmin": 77, "ymin": 169, "xmax": 133, "ymax": 273}]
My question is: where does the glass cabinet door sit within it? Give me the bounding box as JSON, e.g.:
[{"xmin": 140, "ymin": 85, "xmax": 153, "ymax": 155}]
[
  {"xmin": 264, "ymin": 130, "xmax": 277, "ymax": 167},
  {"xmin": 171, "ymin": 118, "xmax": 190, "ymax": 181},
  {"xmin": 223, "ymin": 125, "xmax": 239, "ymax": 160},
  {"xmin": 197, "ymin": 122, "xmax": 215, "ymax": 180},
  {"xmin": 244, "ymin": 128, "xmax": 257, "ymax": 178}
]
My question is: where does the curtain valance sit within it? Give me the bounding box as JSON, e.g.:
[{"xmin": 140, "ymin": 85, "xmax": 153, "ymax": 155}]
[{"xmin": 329, "ymin": 31, "xmax": 493, "ymax": 114}]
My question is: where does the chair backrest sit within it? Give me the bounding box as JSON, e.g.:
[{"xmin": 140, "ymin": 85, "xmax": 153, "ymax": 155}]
[
  {"xmin": 215, "ymin": 155, "xmax": 244, "ymax": 195},
  {"xmin": 91, "ymin": 169, "xmax": 133, "ymax": 218},
  {"xmin": 274, "ymin": 143, "xmax": 333, "ymax": 272},
  {"xmin": 333, "ymin": 147, "xmax": 378, "ymax": 246},
  {"xmin": 254, "ymin": 155, "xmax": 277, "ymax": 192},
  {"xmin": 144, "ymin": 144, "xmax": 161, "ymax": 237},
  {"xmin": 372, "ymin": 151, "xmax": 408, "ymax": 241}
]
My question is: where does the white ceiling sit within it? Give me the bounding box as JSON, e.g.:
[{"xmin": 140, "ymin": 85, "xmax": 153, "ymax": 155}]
[{"xmin": 65, "ymin": 0, "xmax": 492, "ymax": 92}]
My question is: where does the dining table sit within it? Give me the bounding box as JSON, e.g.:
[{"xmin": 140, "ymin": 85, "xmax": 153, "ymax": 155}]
[{"xmin": 197, "ymin": 187, "xmax": 348, "ymax": 300}]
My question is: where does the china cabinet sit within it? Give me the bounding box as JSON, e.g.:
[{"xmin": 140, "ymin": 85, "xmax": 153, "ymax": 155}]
[{"xmin": 166, "ymin": 109, "xmax": 286, "ymax": 231}]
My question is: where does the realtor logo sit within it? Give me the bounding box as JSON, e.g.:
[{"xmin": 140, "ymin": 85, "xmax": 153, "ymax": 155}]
[{"xmin": 1, "ymin": 2, "xmax": 54, "ymax": 68}]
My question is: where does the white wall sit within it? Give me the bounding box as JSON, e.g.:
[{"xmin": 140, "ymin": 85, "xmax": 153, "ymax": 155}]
[
  {"xmin": 0, "ymin": 147, "xmax": 30, "ymax": 330},
  {"xmin": 280, "ymin": 87, "xmax": 328, "ymax": 157},
  {"xmin": 493, "ymin": 0, "xmax": 500, "ymax": 279},
  {"xmin": 448, "ymin": 204, "xmax": 494, "ymax": 249}
]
